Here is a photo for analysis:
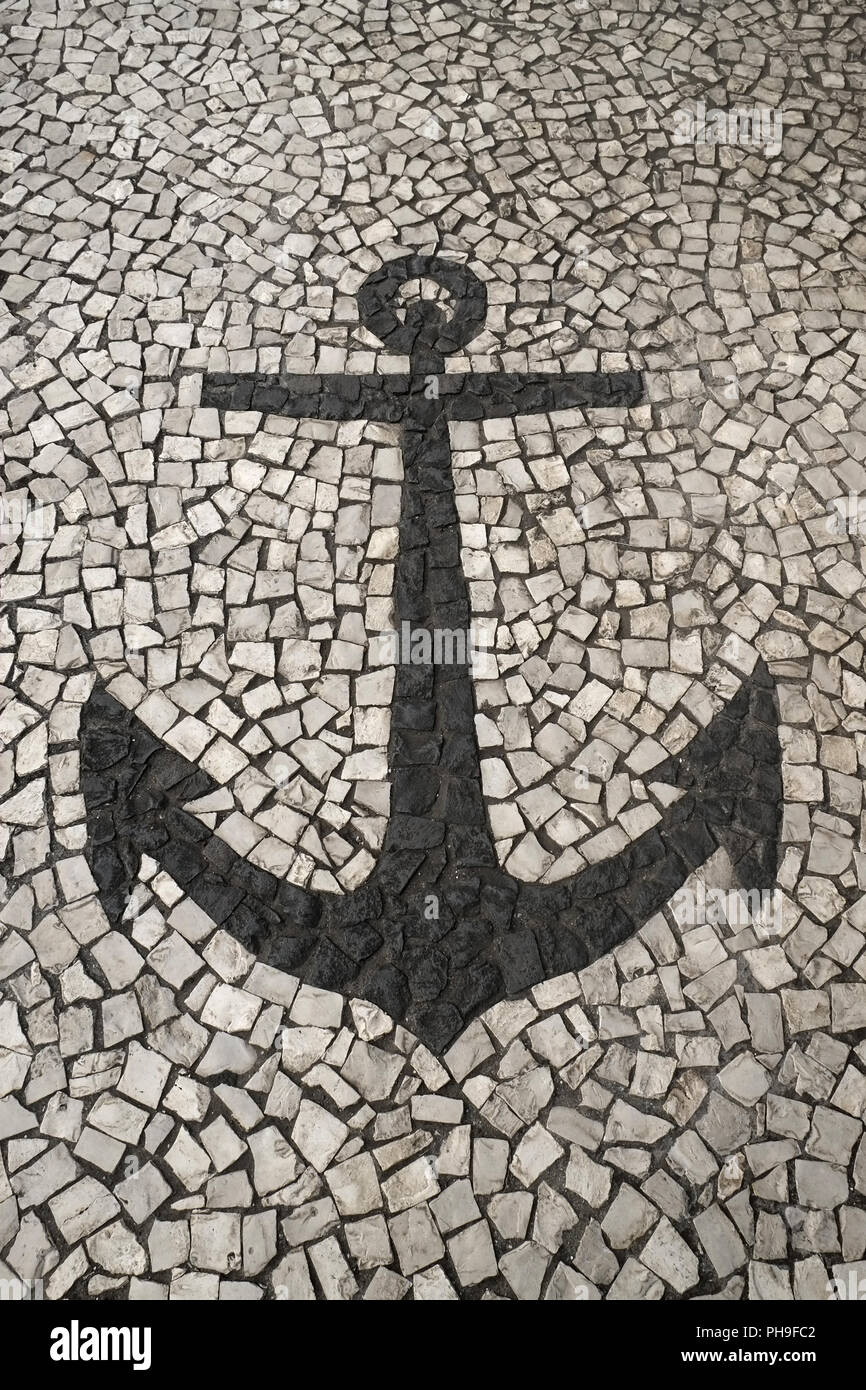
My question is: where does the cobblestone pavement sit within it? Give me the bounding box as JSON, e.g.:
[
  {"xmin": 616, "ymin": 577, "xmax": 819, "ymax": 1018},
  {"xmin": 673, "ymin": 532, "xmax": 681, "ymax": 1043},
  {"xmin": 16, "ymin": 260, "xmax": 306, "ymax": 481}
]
[{"xmin": 1, "ymin": 0, "xmax": 866, "ymax": 1302}]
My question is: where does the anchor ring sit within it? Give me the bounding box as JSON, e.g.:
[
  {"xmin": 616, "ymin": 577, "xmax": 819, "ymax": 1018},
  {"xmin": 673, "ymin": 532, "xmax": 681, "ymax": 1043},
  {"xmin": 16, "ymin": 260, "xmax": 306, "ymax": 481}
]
[{"xmin": 357, "ymin": 253, "xmax": 488, "ymax": 356}]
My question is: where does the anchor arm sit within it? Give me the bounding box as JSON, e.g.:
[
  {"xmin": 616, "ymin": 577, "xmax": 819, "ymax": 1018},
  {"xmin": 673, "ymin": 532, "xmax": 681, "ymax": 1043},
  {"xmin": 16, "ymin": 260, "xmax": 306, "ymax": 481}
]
[
  {"xmin": 445, "ymin": 369, "xmax": 644, "ymax": 418},
  {"xmin": 200, "ymin": 372, "xmax": 413, "ymax": 423}
]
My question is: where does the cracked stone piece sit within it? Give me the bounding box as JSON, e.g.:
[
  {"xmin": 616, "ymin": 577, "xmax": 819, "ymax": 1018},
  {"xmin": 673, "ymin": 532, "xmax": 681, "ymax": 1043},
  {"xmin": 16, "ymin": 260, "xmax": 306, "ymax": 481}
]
[
  {"xmin": 196, "ymin": 1033, "xmax": 258, "ymax": 1077},
  {"xmin": 545, "ymin": 1265, "xmax": 600, "ymax": 1300},
  {"xmin": 410, "ymin": 1044, "xmax": 449, "ymax": 1092},
  {"xmin": 10, "ymin": 1143, "xmax": 78, "ymax": 1209},
  {"xmin": 389, "ymin": 1203, "xmax": 445, "ymax": 1276},
  {"xmin": 340, "ymin": 1041, "xmax": 403, "ymax": 1102},
  {"xmin": 436, "ymin": 1125, "xmax": 471, "ymax": 1178},
  {"xmin": 831, "ymin": 985, "xmax": 866, "ymax": 1033},
  {"xmin": 0, "ymin": 1096, "xmax": 37, "ymax": 1140},
  {"xmin": 429, "ymin": 1178, "xmax": 481, "ymax": 1234},
  {"xmin": 510, "ymin": 1124, "xmax": 564, "ymax": 1187},
  {"xmin": 242, "ymin": 1212, "xmax": 278, "ymax": 1276},
  {"xmin": 607, "ymin": 1257, "xmax": 664, "ymax": 1300},
  {"xmin": 86, "ymin": 1220, "xmax": 147, "ymax": 1276},
  {"xmin": 148, "ymin": 1220, "xmax": 190, "ymax": 1273},
  {"xmin": 548, "ymin": 1105, "xmax": 604, "ymax": 1150},
  {"xmin": 631, "ymin": 1053, "xmax": 677, "ymax": 1099},
  {"xmin": 382, "ymin": 1155, "xmax": 440, "ymax": 1213},
  {"xmin": 344, "ymin": 1214, "xmax": 392, "ymax": 1270},
  {"xmin": 574, "ymin": 1219, "xmax": 619, "ymax": 1286},
  {"xmin": 364, "ymin": 1267, "xmax": 410, "ymax": 1300},
  {"xmin": 600, "ymin": 1184, "xmax": 658, "ymax": 1249},
  {"xmin": 200, "ymin": 1116, "xmax": 246, "ymax": 1172},
  {"xmin": 163, "ymin": 1127, "xmax": 212, "ymax": 1193},
  {"xmin": 90, "ymin": 935, "xmax": 144, "ymax": 991},
  {"xmin": 743, "ymin": 947, "xmax": 796, "ymax": 990},
  {"xmin": 526, "ymin": 1016, "xmax": 581, "ymax": 1066},
  {"xmin": 447, "ymin": 1220, "xmax": 498, "ymax": 1287},
  {"xmin": 291, "ymin": 1102, "xmax": 349, "ymax": 1173},
  {"xmin": 487, "ymin": 1191, "xmax": 534, "ymax": 1242},
  {"xmin": 794, "ymin": 1256, "xmax": 835, "ymax": 1301},
  {"xmin": 410, "ymin": 1094, "xmax": 463, "ymax": 1126},
  {"xmin": 782, "ymin": 989, "xmax": 831, "ymax": 1034},
  {"xmin": 200, "ymin": 983, "xmax": 262, "ymax": 1034},
  {"xmin": 282, "ymin": 1199, "xmax": 339, "ymax": 1248},
  {"xmin": 532, "ymin": 1182, "xmax": 578, "ymax": 1254},
  {"xmin": 694, "ymin": 1205, "xmax": 747, "ymax": 1278},
  {"xmin": 413, "ymin": 1266, "xmax": 459, "ymax": 1300},
  {"xmin": 795, "ymin": 1160, "xmax": 849, "ymax": 1210},
  {"xmin": 170, "ymin": 1272, "xmax": 220, "ymax": 1301},
  {"xmin": 697, "ymin": 1094, "xmax": 752, "ymax": 1155},
  {"xmin": 472, "ymin": 1138, "xmax": 509, "ymax": 1195},
  {"xmin": 443, "ymin": 1021, "xmax": 495, "ymax": 1082},
  {"xmin": 115, "ymin": 1163, "xmax": 172, "ymax": 1225},
  {"xmin": 116, "ymin": 1042, "xmax": 172, "ymax": 1109},
  {"xmin": 189, "ymin": 1212, "xmax": 242, "ymax": 1274},
  {"xmin": 245, "ymin": 963, "xmax": 299, "ymax": 1008},
  {"xmin": 325, "ymin": 1153, "xmax": 381, "ymax": 1216},
  {"xmin": 604, "ymin": 1099, "xmax": 672, "ymax": 1145},
  {"xmin": 499, "ymin": 1241, "xmax": 551, "ymax": 1301},
  {"xmin": 5, "ymin": 1211, "xmax": 58, "ymax": 1283},
  {"xmin": 749, "ymin": 1262, "xmax": 793, "ymax": 1301},
  {"xmin": 718, "ymin": 1053, "xmax": 772, "ymax": 1107},
  {"xmin": 642, "ymin": 1170, "xmax": 689, "ymax": 1224},
  {"xmin": 805, "ymin": 1107, "xmax": 862, "ymax": 1165},
  {"xmin": 281, "ymin": 1027, "xmax": 333, "ymax": 1074},
  {"xmin": 291, "ymin": 985, "xmax": 344, "ymax": 1029},
  {"xmin": 565, "ymin": 1145, "xmax": 612, "ymax": 1208},
  {"xmin": 483, "ymin": 999, "xmax": 539, "ymax": 1048},
  {"xmin": 271, "ymin": 1250, "xmax": 316, "ymax": 1301},
  {"xmin": 248, "ymin": 1125, "xmax": 304, "ymax": 1193},
  {"xmin": 48, "ymin": 1176, "xmax": 120, "ymax": 1244},
  {"xmin": 640, "ymin": 1217, "xmax": 699, "ymax": 1293}
]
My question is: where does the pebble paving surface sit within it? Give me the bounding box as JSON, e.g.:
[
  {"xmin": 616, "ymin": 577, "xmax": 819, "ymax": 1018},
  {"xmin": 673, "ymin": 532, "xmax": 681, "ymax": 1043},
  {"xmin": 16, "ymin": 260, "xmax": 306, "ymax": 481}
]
[{"xmin": 1, "ymin": 0, "xmax": 866, "ymax": 1302}]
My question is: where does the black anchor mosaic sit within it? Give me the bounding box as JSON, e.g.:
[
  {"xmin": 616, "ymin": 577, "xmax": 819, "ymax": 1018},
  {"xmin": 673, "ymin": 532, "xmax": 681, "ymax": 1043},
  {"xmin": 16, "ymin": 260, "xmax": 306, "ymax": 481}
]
[
  {"xmin": 81, "ymin": 655, "xmax": 782, "ymax": 1051},
  {"xmin": 78, "ymin": 255, "xmax": 781, "ymax": 1050}
]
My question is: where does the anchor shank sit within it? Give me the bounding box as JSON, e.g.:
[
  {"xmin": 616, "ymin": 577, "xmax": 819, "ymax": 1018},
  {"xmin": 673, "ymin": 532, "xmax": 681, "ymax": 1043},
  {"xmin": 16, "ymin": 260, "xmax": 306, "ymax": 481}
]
[{"xmin": 385, "ymin": 400, "xmax": 495, "ymax": 880}]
